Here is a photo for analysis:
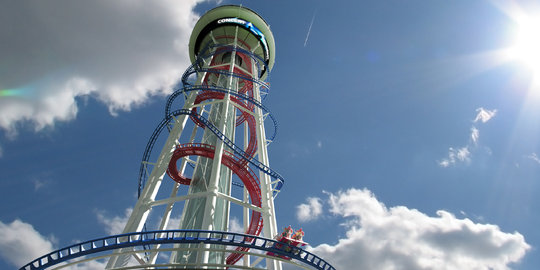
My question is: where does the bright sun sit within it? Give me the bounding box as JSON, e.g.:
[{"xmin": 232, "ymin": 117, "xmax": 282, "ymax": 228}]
[{"xmin": 507, "ymin": 15, "xmax": 540, "ymax": 74}]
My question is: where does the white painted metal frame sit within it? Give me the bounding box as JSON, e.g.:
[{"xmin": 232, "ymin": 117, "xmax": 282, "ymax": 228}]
[{"xmin": 106, "ymin": 10, "xmax": 281, "ymax": 270}]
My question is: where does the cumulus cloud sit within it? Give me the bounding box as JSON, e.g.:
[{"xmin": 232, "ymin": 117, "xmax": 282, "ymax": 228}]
[
  {"xmin": 0, "ymin": 0, "xmax": 204, "ymax": 134},
  {"xmin": 229, "ymin": 217, "xmax": 244, "ymax": 233},
  {"xmin": 0, "ymin": 215, "xmax": 138, "ymax": 269},
  {"xmin": 0, "ymin": 219, "xmax": 55, "ymax": 267},
  {"xmin": 96, "ymin": 208, "xmax": 132, "ymax": 235},
  {"xmin": 296, "ymin": 197, "xmax": 323, "ymax": 222},
  {"xmin": 309, "ymin": 188, "xmax": 530, "ymax": 270},
  {"xmin": 0, "ymin": 219, "xmax": 108, "ymax": 269},
  {"xmin": 474, "ymin": 108, "xmax": 497, "ymax": 123}
]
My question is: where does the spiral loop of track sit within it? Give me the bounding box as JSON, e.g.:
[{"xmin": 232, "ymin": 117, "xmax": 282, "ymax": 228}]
[{"xmin": 138, "ymin": 43, "xmax": 284, "ymax": 266}]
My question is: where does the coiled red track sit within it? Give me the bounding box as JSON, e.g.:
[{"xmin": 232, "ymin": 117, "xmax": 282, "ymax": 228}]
[{"xmin": 166, "ymin": 45, "xmax": 263, "ymax": 266}]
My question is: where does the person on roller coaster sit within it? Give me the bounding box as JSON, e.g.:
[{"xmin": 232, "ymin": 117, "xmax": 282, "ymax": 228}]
[
  {"xmin": 291, "ymin": 228, "xmax": 304, "ymax": 241},
  {"xmin": 267, "ymin": 226, "xmax": 307, "ymax": 259}
]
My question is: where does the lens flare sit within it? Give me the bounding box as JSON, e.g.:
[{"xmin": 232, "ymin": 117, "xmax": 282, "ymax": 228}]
[{"xmin": 0, "ymin": 89, "xmax": 23, "ymax": 97}]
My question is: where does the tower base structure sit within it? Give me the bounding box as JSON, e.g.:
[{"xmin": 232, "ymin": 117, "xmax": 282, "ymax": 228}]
[{"xmin": 19, "ymin": 5, "xmax": 335, "ymax": 270}]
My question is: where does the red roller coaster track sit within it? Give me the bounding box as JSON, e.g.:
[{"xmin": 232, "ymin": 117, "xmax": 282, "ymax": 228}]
[{"xmin": 166, "ymin": 43, "xmax": 264, "ymax": 266}]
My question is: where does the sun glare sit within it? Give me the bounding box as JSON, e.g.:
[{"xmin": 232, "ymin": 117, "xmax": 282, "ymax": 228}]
[{"xmin": 508, "ymin": 15, "xmax": 540, "ymax": 74}]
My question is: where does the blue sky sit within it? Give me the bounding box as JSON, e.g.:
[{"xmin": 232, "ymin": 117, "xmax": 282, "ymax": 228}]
[{"xmin": 1, "ymin": 0, "xmax": 540, "ymax": 269}]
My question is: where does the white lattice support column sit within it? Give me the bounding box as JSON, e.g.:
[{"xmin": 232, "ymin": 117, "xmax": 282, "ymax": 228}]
[
  {"xmin": 243, "ymin": 119, "xmax": 251, "ymax": 268},
  {"xmin": 106, "ymin": 90, "xmax": 199, "ymax": 269},
  {"xmin": 253, "ymin": 83, "xmax": 281, "ymax": 270}
]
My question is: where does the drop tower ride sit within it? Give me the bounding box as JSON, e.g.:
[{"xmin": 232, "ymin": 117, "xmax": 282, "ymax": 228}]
[{"xmin": 20, "ymin": 5, "xmax": 335, "ymax": 270}]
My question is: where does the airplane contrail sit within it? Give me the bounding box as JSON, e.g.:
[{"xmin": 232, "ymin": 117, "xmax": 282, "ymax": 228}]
[{"xmin": 304, "ymin": 11, "xmax": 317, "ymax": 47}]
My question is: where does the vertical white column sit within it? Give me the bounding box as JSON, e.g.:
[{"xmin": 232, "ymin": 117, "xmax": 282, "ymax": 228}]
[
  {"xmin": 243, "ymin": 117, "xmax": 251, "ymax": 268},
  {"xmin": 253, "ymin": 85, "xmax": 281, "ymax": 270},
  {"xmin": 199, "ymin": 26, "xmax": 240, "ymax": 267}
]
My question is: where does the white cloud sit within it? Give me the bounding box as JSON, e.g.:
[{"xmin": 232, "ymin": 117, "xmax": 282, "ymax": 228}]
[
  {"xmin": 317, "ymin": 140, "xmax": 322, "ymax": 148},
  {"xmin": 439, "ymin": 159, "xmax": 451, "ymax": 168},
  {"xmin": 33, "ymin": 179, "xmax": 47, "ymax": 191},
  {"xmin": 439, "ymin": 146, "xmax": 471, "ymax": 167},
  {"xmin": 309, "ymin": 188, "xmax": 530, "ymax": 270},
  {"xmin": 0, "ymin": 219, "xmax": 55, "ymax": 267},
  {"xmin": 296, "ymin": 197, "xmax": 323, "ymax": 222},
  {"xmin": 526, "ymin": 153, "xmax": 540, "ymax": 165},
  {"xmin": 166, "ymin": 217, "xmax": 182, "ymax": 230},
  {"xmin": 456, "ymin": 147, "xmax": 471, "ymax": 161},
  {"xmin": 0, "ymin": 219, "xmax": 108, "ymax": 269},
  {"xmin": 64, "ymin": 261, "xmax": 107, "ymax": 270},
  {"xmin": 474, "ymin": 108, "xmax": 497, "ymax": 123},
  {"xmin": 0, "ymin": 0, "xmax": 204, "ymax": 134},
  {"xmin": 471, "ymin": 126, "xmax": 479, "ymax": 144},
  {"xmin": 96, "ymin": 208, "xmax": 132, "ymax": 235},
  {"xmin": 439, "ymin": 108, "xmax": 497, "ymax": 167},
  {"xmin": 229, "ymin": 217, "xmax": 244, "ymax": 233}
]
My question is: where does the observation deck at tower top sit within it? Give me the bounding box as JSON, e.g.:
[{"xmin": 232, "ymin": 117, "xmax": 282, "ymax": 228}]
[{"xmin": 188, "ymin": 5, "xmax": 276, "ymax": 80}]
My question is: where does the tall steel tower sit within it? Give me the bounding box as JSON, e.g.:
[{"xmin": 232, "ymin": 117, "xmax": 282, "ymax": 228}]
[
  {"xmin": 107, "ymin": 5, "xmax": 281, "ymax": 268},
  {"xmin": 20, "ymin": 5, "xmax": 335, "ymax": 270}
]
